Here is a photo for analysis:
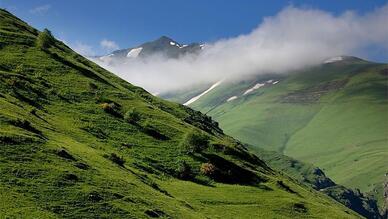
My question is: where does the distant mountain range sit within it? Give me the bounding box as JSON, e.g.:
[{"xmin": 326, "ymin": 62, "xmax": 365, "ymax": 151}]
[{"xmin": 97, "ymin": 36, "xmax": 203, "ymax": 62}]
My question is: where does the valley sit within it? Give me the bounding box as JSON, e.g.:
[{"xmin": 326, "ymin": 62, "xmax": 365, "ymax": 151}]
[{"xmin": 164, "ymin": 57, "xmax": 388, "ymax": 212}]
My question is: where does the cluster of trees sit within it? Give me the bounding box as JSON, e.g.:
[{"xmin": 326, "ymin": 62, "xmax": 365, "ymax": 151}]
[{"xmin": 36, "ymin": 28, "xmax": 54, "ymax": 50}]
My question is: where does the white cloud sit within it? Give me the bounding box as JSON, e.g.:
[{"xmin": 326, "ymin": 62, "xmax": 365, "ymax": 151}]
[
  {"xmin": 29, "ymin": 4, "xmax": 51, "ymax": 15},
  {"xmin": 69, "ymin": 41, "xmax": 95, "ymax": 56},
  {"xmin": 93, "ymin": 4, "xmax": 388, "ymax": 93},
  {"xmin": 100, "ymin": 39, "xmax": 119, "ymax": 51}
]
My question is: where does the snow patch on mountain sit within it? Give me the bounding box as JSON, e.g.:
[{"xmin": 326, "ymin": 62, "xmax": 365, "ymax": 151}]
[
  {"xmin": 324, "ymin": 56, "xmax": 344, "ymax": 63},
  {"xmin": 223, "ymin": 79, "xmax": 279, "ymax": 103},
  {"xmin": 127, "ymin": 47, "xmax": 143, "ymax": 58},
  {"xmin": 171, "ymin": 41, "xmax": 188, "ymax": 48},
  {"xmin": 227, "ymin": 96, "xmax": 238, "ymax": 102},
  {"xmin": 184, "ymin": 81, "xmax": 223, "ymax": 105},
  {"xmin": 243, "ymin": 83, "xmax": 265, "ymax": 95},
  {"xmin": 98, "ymin": 54, "xmax": 115, "ymax": 62}
]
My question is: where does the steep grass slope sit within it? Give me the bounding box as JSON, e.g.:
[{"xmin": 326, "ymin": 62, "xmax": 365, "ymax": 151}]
[
  {"xmin": 248, "ymin": 146, "xmax": 381, "ymax": 218},
  {"xmin": 170, "ymin": 57, "xmax": 388, "ymax": 207},
  {"xmin": 0, "ymin": 9, "xmax": 361, "ymax": 218}
]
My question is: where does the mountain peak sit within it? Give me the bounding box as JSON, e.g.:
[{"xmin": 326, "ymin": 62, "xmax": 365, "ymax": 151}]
[
  {"xmin": 150, "ymin": 35, "xmax": 179, "ymax": 46},
  {"xmin": 157, "ymin": 35, "xmax": 174, "ymax": 42},
  {"xmin": 323, "ymin": 55, "xmax": 365, "ymax": 64},
  {"xmin": 100, "ymin": 35, "xmax": 201, "ymax": 59}
]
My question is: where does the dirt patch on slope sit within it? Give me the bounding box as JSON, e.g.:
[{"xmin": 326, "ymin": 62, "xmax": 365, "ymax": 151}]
[{"xmin": 281, "ymin": 79, "xmax": 348, "ymax": 103}]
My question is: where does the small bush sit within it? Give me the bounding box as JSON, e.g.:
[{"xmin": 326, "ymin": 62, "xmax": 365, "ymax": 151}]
[
  {"xmin": 101, "ymin": 102, "xmax": 121, "ymax": 117},
  {"xmin": 193, "ymin": 175, "xmax": 214, "ymax": 186},
  {"xmin": 36, "ymin": 28, "xmax": 54, "ymax": 50},
  {"xmin": 175, "ymin": 160, "xmax": 193, "ymax": 180},
  {"xmin": 88, "ymin": 191, "xmax": 103, "ymax": 202},
  {"xmin": 200, "ymin": 162, "xmax": 216, "ymax": 176},
  {"xmin": 142, "ymin": 120, "xmax": 169, "ymax": 140},
  {"xmin": 104, "ymin": 153, "xmax": 125, "ymax": 167},
  {"xmin": 81, "ymin": 125, "xmax": 108, "ymax": 139},
  {"xmin": 144, "ymin": 209, "xmax": 166, "ymax": 218},
  {"xmin": 14, "ymin": 64, "xmax": 30, "ymax": 74},
  {"xmin": 101, "ymin": 102, "xmax": 114, "ymax": 112},
  {"xmin": 0, "ymin": 134, "xmax": 34, "ymax": 144},
  {"xmin": 11, "ymin": 119, "xmax": 42, "ymax": 135},
  {"xmin": 88, "ymin": 82, "xmax": 98, "ymax": 90},
  {"xmin": 63, "ymin": 173, "xmax": 78, "ymax": 181},
  {"xmin": 293, "ymin": 203, "xmax": 307, "ymax": 213},
  {"xmin": 276, "ymin": 180, "xmax": 296, "ymax": 194},
  {"xmin": 124, "ymin": 108, "xmax": 141, "ymax": 124},
  {"xmin": 29, "ymin": 108, "xmax": 37, "ymax": 116},
  {"xmin": 94, "ymin": 93, "xmax": 109, "ymax": 103},
  {"xmin": 181, "ymin": 131, "xmax": 209, "ymax": 154},
  {"xmin": 75, "ymin": 162, "xmax": 89, "ymax": 170},
  {"xmin": 56, "ymin": 149, "xmax": 76, "ymax": 161}
]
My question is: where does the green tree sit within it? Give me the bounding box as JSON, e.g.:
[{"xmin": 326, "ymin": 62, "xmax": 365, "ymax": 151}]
[
  {"xmin": 124, "ymin": 108, "xmax": 141, "ymax": 124},
  {"xmin": 181, "ymin": 130, "xmax": 209, "ymax": 154},
  {"xmin": 36, "ymin": 28, "xmax": 54, "ymax": 50},
  {"xmin": 175, "ymin": 160, "xmax": 193, "ymax": 180}
]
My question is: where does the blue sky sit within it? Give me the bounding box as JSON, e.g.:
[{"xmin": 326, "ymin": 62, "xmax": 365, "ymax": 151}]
[{"xmin": 1, "ymin": 0, "xmax": 387, "ymax": 58}]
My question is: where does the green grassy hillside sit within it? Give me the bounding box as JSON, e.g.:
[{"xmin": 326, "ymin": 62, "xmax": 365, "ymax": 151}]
[
  {"xmin": 175, "ymin": 57, "xmax": 388, "ymax": 208},
  {"xmin": 248, "ymin": 146, "xmax": 381, "ymax": 218},
  {"xmin": 0, "ymin": 9, "xmax": 362, "ymax": 218}
]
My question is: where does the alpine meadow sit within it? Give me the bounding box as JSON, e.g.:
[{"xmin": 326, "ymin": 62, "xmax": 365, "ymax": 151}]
[{"xmin": 0, "ymin": 1, "xmax": 387, "ymax": 219}]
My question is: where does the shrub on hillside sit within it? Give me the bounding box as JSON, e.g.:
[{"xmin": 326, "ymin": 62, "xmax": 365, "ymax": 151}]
[
  {"xmin": 175, "ymin": 160, "xmax": 193, "ymax": 180},
  {"xmin": 142, "ymin": 120, "xmax": 169, "ymax": 140},
  {"xmin": 81, "ymin": 124, "xmax": 108, "ymax": 139},
  {"xmin": 56, "ymin": 149, "xmax": 76, "ymax": 161},
  {"xmin": 124, "ymin": 108, "xmax": 141, "ymax": 124},
  {"xmin": 200, "ymin": 162, "xmax": 216, "ymax": 176},
  {"xmin": 104, "ymin": 153, "xmax": 125, "ymax": 167},
  {"xmin": 11, "ymin": 119, "xmax": 42, "ymax": 135},
  {"xmin": 0, "ymin": 134, "xmax": 31, "ymax": 144},
  {"xmin": 101, "ymin": 102, "xmax": 121, "ymax": 117},
  {"xmin": 88, "ymin": 82, "xmax": 98, "ymax": 90},
  {"xmin": 181, "ymin": 131, "xmax": 209, "ymax": 154},
  {"xmin": 36, "ymin": 28, "xmax": 54, "ymax": 50},
  {"xmin": 101, "ymin": 102, "xmax": 114, "ymax": 111},
  {"xmin": 94, "ymin": 93, "xmax": 109, "ymax": 103},
  {"xmin": 14, "ymin": 64, "xmax": 29, "ymax": 74}
]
